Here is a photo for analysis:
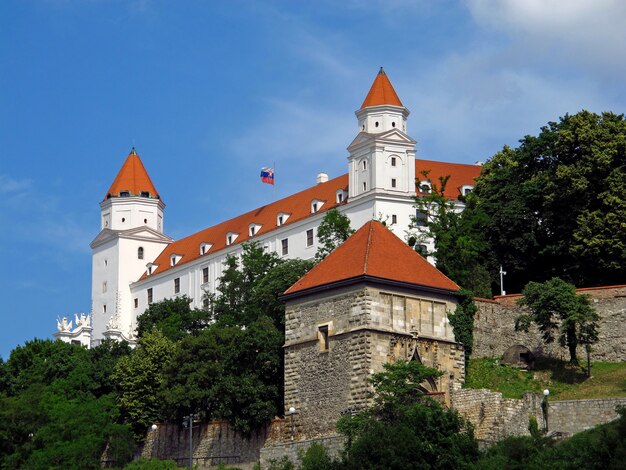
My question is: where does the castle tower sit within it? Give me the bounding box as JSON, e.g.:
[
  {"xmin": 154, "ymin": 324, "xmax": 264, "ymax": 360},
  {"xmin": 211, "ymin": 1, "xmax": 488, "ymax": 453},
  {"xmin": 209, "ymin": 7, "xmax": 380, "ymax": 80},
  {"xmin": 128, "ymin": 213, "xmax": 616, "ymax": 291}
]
[
  {"xmin": 90, "ymin": 149, "xmax": 171, "ymax": 346},
  {"xmin": 348, "ymin": 68, "xmax": 416, "ymax": 200},
  {"xmin": 282, "ymin": 221, "xmax": 465, "ymax": 439}
]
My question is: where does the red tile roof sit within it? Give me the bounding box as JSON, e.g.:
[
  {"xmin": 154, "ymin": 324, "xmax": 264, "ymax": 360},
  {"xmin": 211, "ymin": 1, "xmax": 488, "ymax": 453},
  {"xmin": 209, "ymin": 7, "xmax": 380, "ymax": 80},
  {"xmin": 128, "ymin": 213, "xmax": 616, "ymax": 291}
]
[
  {"xmin": 137, "ymin": 159, "xmax": 480, "ymax": 281},
  {"xmin": 360, "ymin": 67, "xmax": 403, "ymax": 109},
  {"xmin": 415, "ymin": 159, "xmax": 481, "ymax": 199},
  {"xmin": 104, "ymin": 148, "xmax": 160, "ymax": 201},
  {"xmin": 284, "ymin": 220, "xmax": 459, "ymax": 296}
]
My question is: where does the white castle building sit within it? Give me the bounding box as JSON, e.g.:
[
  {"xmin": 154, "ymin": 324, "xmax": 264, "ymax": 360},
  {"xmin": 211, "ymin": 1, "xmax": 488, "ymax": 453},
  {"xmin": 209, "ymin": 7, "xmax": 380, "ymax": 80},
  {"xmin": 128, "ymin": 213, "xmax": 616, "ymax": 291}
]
[{"xmin": 54, "ymin": 68, "xmax": 481, "ymax": 347}]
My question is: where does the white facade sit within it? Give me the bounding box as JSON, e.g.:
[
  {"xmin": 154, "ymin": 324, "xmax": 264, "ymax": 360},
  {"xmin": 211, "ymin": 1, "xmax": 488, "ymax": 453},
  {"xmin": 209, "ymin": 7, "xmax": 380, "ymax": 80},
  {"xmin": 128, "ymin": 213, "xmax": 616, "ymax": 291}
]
[{"xmin": 54, "ymin": 71, "xmax": 477, "ymax": 347}]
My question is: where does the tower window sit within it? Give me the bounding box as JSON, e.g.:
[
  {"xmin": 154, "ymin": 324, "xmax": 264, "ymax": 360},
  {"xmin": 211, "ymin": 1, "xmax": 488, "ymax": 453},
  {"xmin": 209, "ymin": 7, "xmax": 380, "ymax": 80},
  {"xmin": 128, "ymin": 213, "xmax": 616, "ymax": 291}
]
[
  {"xmin": 318, "ymin": 325, "xmax": 329, "ymax": 351},
  {"xmin": 141, "ymin": 191, "xmax": 150, "ymax": 197},
  {"xmin": 362, "ymin": 160, "xmax": 367, "ymax": 170},
  {"xmin": 375, "ymin": 121, "xmax": 379, "ymax": 127},
  {"xmin": 122, "ymin": 218, "xmax": 126, "ymax": 223},
  {"xmin": 102, "ymin": 281, "xmax": 107, "ymax": 293},
  {"xmin": 363, "ymin": 182, "xmax": 367, "ymax": 191},
  {"xmin": 391, "ymin": 178, "xmax": 397, "ymax": 188},
  {"xmin": 281, "ymin": 238, "xmax": 289, "ymax": 256},
  {"xmin": 203, "ymin": 267, "xmax": 209, "ymax": 284},
  {"xmin": 138, "ymin": 247, "xmax": 144, "ymax": 259},
  {"xmin": 147, "ymin": 288, "xmax": 153, "ymax": 304},
  {"xmin": 392, "ymin": 121, "xmax": 396, "ymax": 127},
  {"xmin": 174, "ymin": 278, "xmax": 180, "ymax": 294},
  {"xmin": 120, "ymin": 191, "xmax": 130, "ymax": 197},
  {"xmin": 144, "ymin": 218, "xmax": 147, "ymax": 224},
  {"xmin": 392, "ymin": 214, "xmax": 397, "ymax": 224},
  {"xmin": 391, "ymin": 157, "xmax": 396, "ymax": 166},
  {"xmin": 103, "ymin": 304, "xmax": 107, "ymax": 313},
  {"xmin": 134, "ymin": 298, "xmax": 138, "ymax": 308},
  {"xmin": 306, "ymin": 229, "xmax": 314, "ymax": 247}
]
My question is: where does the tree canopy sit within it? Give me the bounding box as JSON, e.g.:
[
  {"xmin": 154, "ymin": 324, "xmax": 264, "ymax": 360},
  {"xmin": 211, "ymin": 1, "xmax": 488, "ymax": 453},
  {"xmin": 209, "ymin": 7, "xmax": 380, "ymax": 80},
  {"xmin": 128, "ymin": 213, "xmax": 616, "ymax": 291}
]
[
  {"xmin": 315, "ymin": 209, "xmax": 355, "ymax": 262},
  {"xmin": 515, "ymin": 277, "xmax": 599, "ymax": 363}
]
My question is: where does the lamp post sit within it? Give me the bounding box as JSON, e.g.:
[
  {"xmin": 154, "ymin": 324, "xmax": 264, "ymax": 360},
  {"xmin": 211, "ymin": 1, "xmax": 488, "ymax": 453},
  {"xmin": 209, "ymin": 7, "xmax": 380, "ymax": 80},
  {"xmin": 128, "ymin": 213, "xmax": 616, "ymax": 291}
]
[
  {"xmin": 287, "ymin": 407, "xmax": 297, "ymax": 442},
  {"xmin": 499, "ymin": 266, "xmax": 507, "ymax": 296},
  {"xmin": 542, "ymin": 389, "xmax": 550, "ymax": 433},
  {"xmin": 182, "ymin": 413, "xmax": 199, "ymax": 470},
  {"xmin": 151, "ymin": 424, "xmax": 158, "ymax": 459}
]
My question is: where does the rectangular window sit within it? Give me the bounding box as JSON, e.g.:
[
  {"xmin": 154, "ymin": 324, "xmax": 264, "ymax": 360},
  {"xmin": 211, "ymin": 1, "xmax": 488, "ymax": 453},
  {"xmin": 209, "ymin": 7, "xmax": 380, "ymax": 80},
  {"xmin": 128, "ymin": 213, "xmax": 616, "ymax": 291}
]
[
  {"xmin": 203, "ymin": 297, "xmax": 209, "ymax": 309},
  {"xmin": 391, "ymin": 156, "xmax": 397, "ymax": 166},
  {"xmin": 306, "ymin": 229, "xmax": 314, "ymax": 247},
  {"xmin": 147, "ymin": 288, "xmax": 153, "ymax": 305},
  {"xmin": 174, "ymin": 277, "xmax": 180, "ymax": 294},
  {"xmin": 102, "ymin": 281, "xmax": 107, "ymax": 293},
  {"xmin": 391, "ymin": 178, "xmax": 397, "ymax": 188},
  {"xmin": 134, "ymin": 298, "xmax": 138, "ymax": 309},
  {"xmin": 281, "ymin": 238, "xmax": 288, "ymax": 256},
  {"xmin": 278, "ymin": 216, "xmax": 283, "ymax": 226},
  {"xmin": 312, "ymin": 203, "xmax": 318, "ymax": 212},
  {"xmin": 392, "ymin": 214, "xmax": 397, "ymax": 224},
  {"xmin": 319, "ymin": 325, "xmax": 329, "ymax": 351},
  {"xmin": 203, "ymin": 267, "xmax": 209, "ymax": 284},
  {"xmin": 337, "ymin": 193, "xmax": 343, "ymax": 203},
  {"xmin": 103, "ymin": 304, "xmax": 107, "ymax": 313}
]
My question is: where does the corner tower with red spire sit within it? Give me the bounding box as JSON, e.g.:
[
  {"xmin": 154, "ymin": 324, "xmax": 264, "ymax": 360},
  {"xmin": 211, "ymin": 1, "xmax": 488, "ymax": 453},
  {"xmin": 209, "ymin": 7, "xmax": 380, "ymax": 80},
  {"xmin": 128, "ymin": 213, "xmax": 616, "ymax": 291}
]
[
  {"xmin": 347, "ymin": 68, "xmax": 416, "ymax": 218},
  {"xmin": 90, "ymin": 149, "xmax": 172, "ymax": 346}
]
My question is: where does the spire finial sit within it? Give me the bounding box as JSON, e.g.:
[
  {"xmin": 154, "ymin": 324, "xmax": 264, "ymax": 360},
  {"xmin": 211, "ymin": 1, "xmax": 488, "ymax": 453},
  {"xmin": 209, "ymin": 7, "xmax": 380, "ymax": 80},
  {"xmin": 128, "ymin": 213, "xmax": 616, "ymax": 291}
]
[
  {"xmin": 130, "ymin": 147, "xmax": 137, "ymax": 155},
  {"xmin": 379, "ymin": 66, "xmax": 384, "ymax": 74}
]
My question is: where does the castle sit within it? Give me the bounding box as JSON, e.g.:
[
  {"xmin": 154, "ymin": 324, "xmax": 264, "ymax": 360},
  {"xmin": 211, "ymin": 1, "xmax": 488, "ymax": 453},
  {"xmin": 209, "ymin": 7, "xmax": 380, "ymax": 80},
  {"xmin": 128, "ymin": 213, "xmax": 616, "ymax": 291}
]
[{"xmin": 54, "ymin": 68, "xmax": 480, "ymax": 348}]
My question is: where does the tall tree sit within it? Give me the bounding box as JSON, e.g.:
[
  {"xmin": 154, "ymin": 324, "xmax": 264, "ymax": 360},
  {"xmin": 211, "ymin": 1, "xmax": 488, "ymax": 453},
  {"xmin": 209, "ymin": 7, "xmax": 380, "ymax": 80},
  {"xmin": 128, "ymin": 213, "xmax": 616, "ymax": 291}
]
[
  {"xmin": 136, "ymin": 295, "xmax": 209, "ymax": 341},
  {"xmin": 409, "ymin": 171, "xmax": 493, "ymax": 297},
  {"xmin": 515, "ymin": 277, "xmax": 599, "ymax": 363},
  {"xmin": 475, "ymin": 111, "xmax": 626, "ymax": 292},
  {"xmin": 315, "ymin": 209, "xmax": 355, "ymax": 262}
]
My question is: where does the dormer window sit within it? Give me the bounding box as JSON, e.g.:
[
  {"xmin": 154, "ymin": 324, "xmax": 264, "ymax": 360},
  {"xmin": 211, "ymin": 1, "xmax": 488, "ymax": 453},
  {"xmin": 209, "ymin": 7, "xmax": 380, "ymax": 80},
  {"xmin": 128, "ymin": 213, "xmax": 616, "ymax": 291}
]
[
  {"xmin": 419, "ymin": 180, "xmax": 432, "ymax": 194},
  {"xmin": 120, "ymin": 191, "xmax": 130, "ymax": 197},
  {"xmin": 226, "ymin": 232, "xmax": 239, "ymax": 246},
  {"xmin": 170, "ymin": 254, "xmax": 182, "ymax": 266},
  {"xmin": 146, "ymin": 263, "xmax": 158, "ymax": 276},
  {"xmin": 336, "ymin": 189, "xmax": 347, "ymax": 204},
  {"xmin": 141, "ymin": 191, "xmax": 150, "ymax": 197},
  {"xmin": 249, "ymin": 224, "xmax": 262, "ymax": 237},
  {"xmin": 460, "ymin": 184, "xmax": 474, "ymax": 196},
  {"xmin": 311, "ymin": 199, "xmax": 324, "ymax": 214},
  {"xmin": 200, "ymin": 242, "xmax": 213, "ymax": 255},
  {"xmin": 277, "ymin": 212, "xmax": 290, "ymax": 226}
]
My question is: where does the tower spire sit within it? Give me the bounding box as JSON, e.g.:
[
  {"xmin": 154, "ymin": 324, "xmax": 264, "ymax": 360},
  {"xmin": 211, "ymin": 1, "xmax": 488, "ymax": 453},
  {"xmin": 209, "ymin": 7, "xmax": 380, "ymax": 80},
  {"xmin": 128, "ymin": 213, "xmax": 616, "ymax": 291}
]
[
  {"xmin": 104, "ymin": 148, "xmax": 160, "ymax": 201},
  {"xmin": 360, "ymin": 67, "xmax": 403, "ymax": 109}
]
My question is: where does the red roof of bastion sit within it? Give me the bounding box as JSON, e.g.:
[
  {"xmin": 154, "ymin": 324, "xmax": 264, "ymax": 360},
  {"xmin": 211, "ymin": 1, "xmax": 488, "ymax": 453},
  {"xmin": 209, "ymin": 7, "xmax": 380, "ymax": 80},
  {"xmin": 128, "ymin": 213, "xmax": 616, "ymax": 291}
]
[{"xmin": 284, "ymin": 220, "xmax": 459, "ymax": 296}]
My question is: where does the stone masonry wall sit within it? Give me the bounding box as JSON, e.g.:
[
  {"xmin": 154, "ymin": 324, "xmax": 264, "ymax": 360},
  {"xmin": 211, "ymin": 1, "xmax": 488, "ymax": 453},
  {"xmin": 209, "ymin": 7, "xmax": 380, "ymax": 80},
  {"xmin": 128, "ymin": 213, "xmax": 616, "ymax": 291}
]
[
  {"xmin": 140, "ymin": 421, "xmax": 268, "ymax": 469},
  {"xmin": 451, "ymin": 389, "xmax": 545, "ymax": 443},
  {"xmin": 549, "ymin": 398, "xmax": 626, "ymax": 434},
  {"xmin": 473, "ymin": 285, "xmax": 626, "ymax": 361}
]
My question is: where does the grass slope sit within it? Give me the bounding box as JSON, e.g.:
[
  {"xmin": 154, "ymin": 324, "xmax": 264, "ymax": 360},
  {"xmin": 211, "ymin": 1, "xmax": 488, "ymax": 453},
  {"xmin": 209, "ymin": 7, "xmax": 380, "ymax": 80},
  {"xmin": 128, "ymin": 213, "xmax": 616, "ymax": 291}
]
[{"xmin": 465, "ymin": 357, "xmax": 626, "ymax": 400}]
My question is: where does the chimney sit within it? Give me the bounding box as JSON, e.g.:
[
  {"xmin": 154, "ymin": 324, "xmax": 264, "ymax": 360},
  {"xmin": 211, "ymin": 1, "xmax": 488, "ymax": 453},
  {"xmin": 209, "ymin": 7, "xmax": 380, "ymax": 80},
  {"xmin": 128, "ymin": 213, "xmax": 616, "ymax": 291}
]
[{"xmin": 316, "ymin": 173, "xmax": 329, "ymax": 184}]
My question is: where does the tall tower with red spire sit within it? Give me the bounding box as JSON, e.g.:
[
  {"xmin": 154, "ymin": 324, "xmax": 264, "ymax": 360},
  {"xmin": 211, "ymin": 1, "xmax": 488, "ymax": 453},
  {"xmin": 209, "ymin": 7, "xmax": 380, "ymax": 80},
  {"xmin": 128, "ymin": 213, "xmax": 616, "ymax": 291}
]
[
  {"xmin": 89, "ymin": 149, "xmax": 171, "ymax": 346},
  {"xmin": 347, "ymin": 67, "xmax": 417, "ymax": 205}
]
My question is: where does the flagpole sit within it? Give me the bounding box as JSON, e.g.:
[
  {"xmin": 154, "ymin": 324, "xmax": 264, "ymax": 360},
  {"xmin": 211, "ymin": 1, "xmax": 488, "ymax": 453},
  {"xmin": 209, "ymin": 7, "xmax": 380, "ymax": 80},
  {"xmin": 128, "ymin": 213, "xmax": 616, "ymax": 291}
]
[{"xmin": 273, "ymin": 161, "xmax": 276, "ymax": 195}]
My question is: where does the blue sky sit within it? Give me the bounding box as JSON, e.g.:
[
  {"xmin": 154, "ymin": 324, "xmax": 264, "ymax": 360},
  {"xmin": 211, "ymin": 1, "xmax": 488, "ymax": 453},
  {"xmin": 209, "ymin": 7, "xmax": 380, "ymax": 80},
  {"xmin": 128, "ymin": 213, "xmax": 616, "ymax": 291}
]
[{"xmin": 1, "ymin": 0, "xmax": 625, "ymax": 358}]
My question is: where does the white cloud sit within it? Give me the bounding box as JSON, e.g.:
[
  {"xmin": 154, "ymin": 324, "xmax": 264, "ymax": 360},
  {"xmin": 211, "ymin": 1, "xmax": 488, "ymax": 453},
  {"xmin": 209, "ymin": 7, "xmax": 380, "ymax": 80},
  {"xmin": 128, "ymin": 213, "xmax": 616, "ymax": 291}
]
[
  {"xmin": 466, "ymin": 0, "xmax": 626, "ymax": 76},
  {"xmin": 0, "ymin": 174, "xmax": 32, "ymax": 194}
]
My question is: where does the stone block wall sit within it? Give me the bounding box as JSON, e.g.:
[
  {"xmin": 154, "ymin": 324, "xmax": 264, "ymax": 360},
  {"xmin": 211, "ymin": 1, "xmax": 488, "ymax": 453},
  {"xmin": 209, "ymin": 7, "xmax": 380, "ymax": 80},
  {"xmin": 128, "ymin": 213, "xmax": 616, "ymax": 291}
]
[
  {"xmin": 549, "ymin": 398, "xmax": 626, "ymax": 434},
  {"xmin": 451, "ymin": 389, "xmax": 544, "ymax": 443},
  {"xmin": 140, "ymin": 420, "xmax": 268, "ymax": 469},
  {"xmin": 473, "ymin": 285, "xmax": 626, "ymax": 361}
]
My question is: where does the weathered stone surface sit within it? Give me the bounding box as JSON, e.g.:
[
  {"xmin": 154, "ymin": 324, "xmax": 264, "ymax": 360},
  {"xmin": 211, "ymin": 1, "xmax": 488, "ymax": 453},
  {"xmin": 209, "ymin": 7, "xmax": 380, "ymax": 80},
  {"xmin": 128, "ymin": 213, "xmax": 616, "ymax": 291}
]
[
  {"xmin": 550, "ymin": 398, "xmax": 626, "ymax": 434},
  {"xmin": 474, "ymin": 286, "xmax": 626, "ymax": 362}
]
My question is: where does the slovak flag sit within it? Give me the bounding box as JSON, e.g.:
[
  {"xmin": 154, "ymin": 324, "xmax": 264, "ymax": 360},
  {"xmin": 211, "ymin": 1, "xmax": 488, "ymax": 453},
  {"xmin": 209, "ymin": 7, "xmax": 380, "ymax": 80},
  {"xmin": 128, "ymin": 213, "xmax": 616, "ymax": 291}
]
[{"xmin": 260, "ymin": 167, "xmax": 275, "ymax": 185}]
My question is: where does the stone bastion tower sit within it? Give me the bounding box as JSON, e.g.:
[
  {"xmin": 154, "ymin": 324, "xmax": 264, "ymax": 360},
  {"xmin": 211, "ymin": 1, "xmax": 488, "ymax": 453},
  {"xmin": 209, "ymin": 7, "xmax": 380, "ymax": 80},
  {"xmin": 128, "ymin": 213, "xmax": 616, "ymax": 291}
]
[{"xmin": 280, "ymin": 220, "xmax": 466, "ymax": 440}]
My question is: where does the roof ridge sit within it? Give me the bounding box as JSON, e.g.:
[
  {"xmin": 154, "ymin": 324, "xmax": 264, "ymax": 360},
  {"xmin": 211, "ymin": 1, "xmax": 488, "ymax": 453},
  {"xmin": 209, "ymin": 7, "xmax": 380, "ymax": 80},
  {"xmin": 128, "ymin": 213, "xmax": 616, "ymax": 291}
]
[{"xmin": 362, "ymin": 221, "xmax": 374, "ymax": 274}]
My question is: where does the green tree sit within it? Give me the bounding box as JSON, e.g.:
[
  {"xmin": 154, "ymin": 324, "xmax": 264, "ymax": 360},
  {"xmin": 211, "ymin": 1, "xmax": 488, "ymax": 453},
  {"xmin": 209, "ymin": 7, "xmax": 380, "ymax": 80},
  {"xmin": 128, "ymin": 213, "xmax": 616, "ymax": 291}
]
[
  {"xmin": 409, "ymin": 171, "xmax": 493, "ymax": 297},
  {"xmin": 448, "ymin": 289, "xmax": 478, "ymax": 366},
  {"xmin": 136, "ymin": 295, "xmax": 210, "ymax": 341},
  {"xmin": 337, "ymin": 360, "xmax": 478, "ymax": 469},
  {"xmin": 162, "ymin": 244, "xmax": 312, "ymax": 433},
  {"xmin": 315, "ymin": 209, "xmax": 354, "ymax": 262},
  {"xmin": 113, "ymin": 330, "xmax": 176, "ymax": 436},
  {"xmin": 515, "ymin": 277, "xmax": 599, "ymax": 363},
  {"xmin": 474, "ymin": 111, "xmax": 626, "ymax": 292}
]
